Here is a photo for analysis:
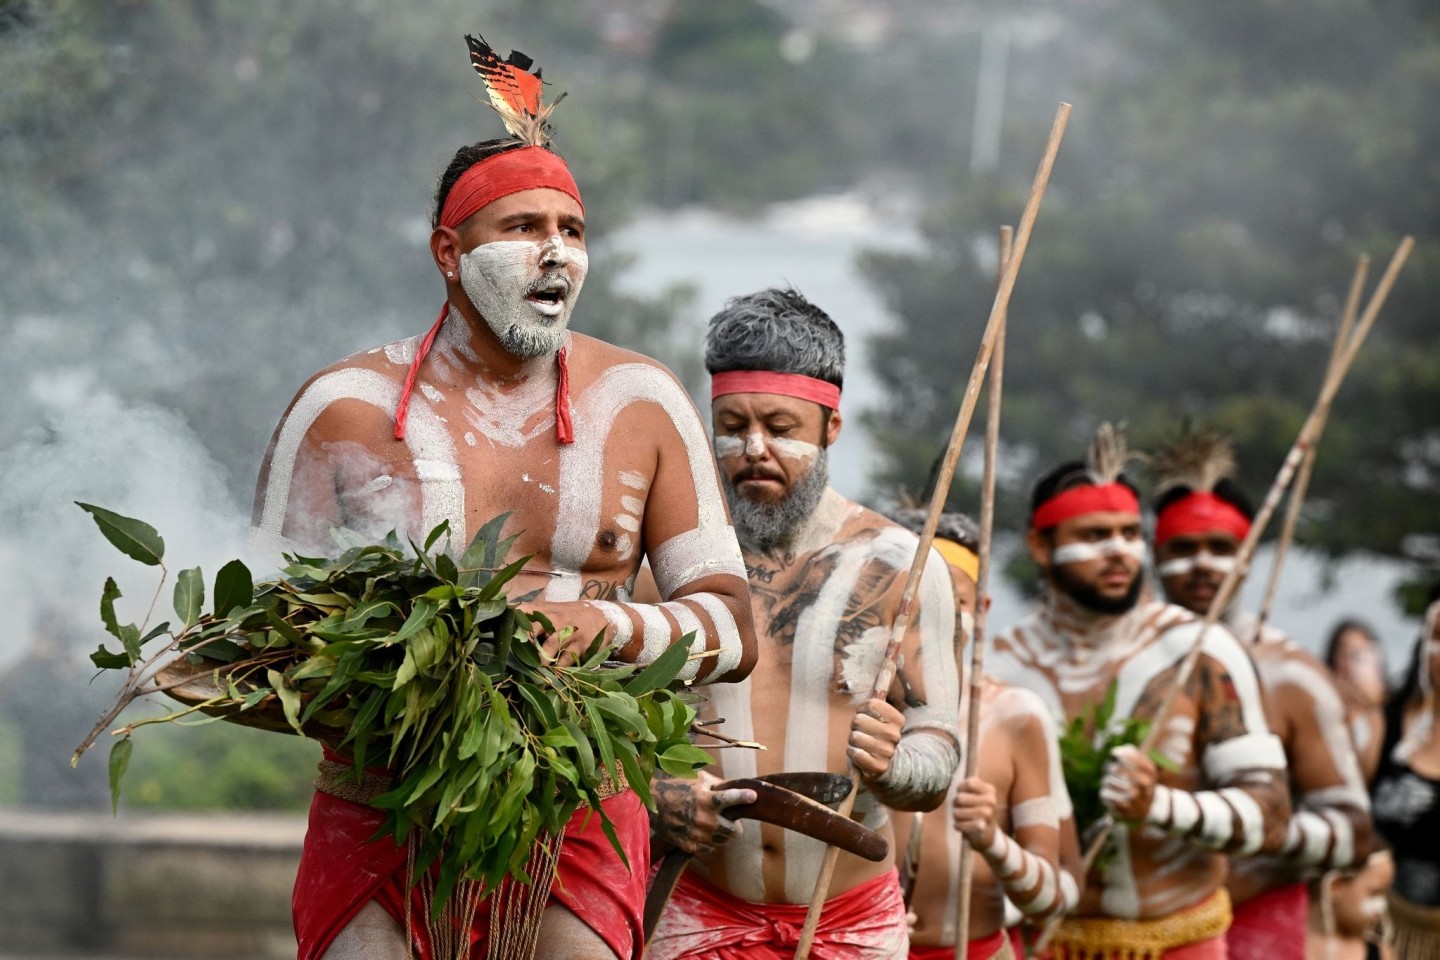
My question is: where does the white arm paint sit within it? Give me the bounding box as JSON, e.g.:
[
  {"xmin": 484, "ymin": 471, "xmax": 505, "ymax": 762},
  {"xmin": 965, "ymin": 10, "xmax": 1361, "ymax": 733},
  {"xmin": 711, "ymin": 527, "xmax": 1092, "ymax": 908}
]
[{"xmin": 977, "ymin": 828, "xmax": 1067, "ymax": 920}]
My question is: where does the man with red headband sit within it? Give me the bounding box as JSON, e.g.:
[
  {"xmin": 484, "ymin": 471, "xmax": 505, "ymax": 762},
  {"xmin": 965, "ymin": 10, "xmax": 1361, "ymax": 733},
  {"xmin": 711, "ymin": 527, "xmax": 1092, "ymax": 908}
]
[
  {"xmin": 251, "ymin": 44, "xmax": 757, "ymax": 960},
  {"xmin": 1150, "ymin": 428, "xmax": 1373, "ymax": 960},
  {"xmin": 987, "ymin": 424, "xmax": 1290, "ymax": 959},
  {"xmin": 646, "ymin": 288, "xmax": 961, "ymax": 959}
]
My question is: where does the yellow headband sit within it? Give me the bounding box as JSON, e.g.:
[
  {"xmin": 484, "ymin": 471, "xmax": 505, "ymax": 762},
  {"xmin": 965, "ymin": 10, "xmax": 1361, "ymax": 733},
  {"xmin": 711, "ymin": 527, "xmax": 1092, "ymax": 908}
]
[{"xmin": 933, "ymin": 537, "xmax": 979, "ymax": 583}]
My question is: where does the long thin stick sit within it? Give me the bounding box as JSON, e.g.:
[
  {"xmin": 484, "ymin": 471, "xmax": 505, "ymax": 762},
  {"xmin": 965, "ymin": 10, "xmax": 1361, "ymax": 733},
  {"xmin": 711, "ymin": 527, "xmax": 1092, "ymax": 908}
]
[
  {"xmin": 953, "ymin": 225, "xmax": 1013, "ymax": 960},
  {"xmin": 794, "ymin": 104, "xmax": 1072, "ymax": 960},
  {"xmin": 1034, "ymin": 238, "xmax": 1413, "ymax": 953},
  {"xmin": 1251, "ymin": 255, "xmax": 1369, "ymax": 641}
]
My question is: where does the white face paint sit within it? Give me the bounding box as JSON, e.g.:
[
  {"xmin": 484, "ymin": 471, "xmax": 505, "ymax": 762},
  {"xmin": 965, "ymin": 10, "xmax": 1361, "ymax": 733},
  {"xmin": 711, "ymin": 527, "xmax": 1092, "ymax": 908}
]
[
  {"xmin": 1155, "ymin": 551, "xmax": 1237, "ymax": 577},
  {"xmin": 712, "ymin": 432, "xmax": 819, "ymax": 465},
  {"xmin": 459, "ymin": 237, "xmax": 588, "ymax": 360},
  {"xmin": 1050, "ymin": 536, "xmax": 1147, "ymax": 566}
]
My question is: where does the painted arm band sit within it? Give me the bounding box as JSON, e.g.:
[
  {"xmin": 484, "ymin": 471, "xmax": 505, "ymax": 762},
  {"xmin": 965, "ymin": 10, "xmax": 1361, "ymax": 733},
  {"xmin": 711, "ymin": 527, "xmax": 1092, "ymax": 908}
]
[
  {"xmin": 977, "ymin": 829, "xmax": 1070, "ymax": 920},
  {"xmin": 870, "ymin": 729, "xmax": 961, "ymax": 811},
  {"xmin": 1282, "ymin": 806, "xmax": 1363, "ymax": 870},
  {"xmin": 1145, "ymin": 783, "xmax": 1272, "ymax": 856},
  {"xmin": 588, "ymin": 593, "xmax": 742, "ymax": 684}
]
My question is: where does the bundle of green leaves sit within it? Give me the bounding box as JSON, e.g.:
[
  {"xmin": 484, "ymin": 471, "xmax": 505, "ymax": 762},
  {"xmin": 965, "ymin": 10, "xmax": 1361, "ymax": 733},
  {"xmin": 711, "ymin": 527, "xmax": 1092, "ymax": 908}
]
[
  {"xmin": 74, "ymin": 504, "xmax": 711, "ymax": 910},
  {"xmin": 1057, "ymin": 680, "xmax": 1177, "ymax": 846}
]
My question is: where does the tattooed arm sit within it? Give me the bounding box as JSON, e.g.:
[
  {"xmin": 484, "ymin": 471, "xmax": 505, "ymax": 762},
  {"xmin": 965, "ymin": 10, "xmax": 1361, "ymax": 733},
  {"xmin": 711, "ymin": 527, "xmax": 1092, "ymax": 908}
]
[{"xmin": 1103, "ymin": 628, "xmax": 1291, "ymax": 856}]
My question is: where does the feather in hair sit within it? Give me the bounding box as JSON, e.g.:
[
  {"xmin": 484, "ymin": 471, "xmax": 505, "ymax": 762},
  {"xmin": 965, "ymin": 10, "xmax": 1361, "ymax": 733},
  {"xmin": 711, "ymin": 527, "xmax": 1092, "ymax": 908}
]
[
  {"xmin": 1086, "ymin": 422, "xmax": 1139, "ymax": 486},
  {"xmin": 465, "ymin": 34, "xmax": 565, "ymax": 147},
  {"xmin": 1150, "ymin": 425, "xmax": 1237, "ymax": 498}
]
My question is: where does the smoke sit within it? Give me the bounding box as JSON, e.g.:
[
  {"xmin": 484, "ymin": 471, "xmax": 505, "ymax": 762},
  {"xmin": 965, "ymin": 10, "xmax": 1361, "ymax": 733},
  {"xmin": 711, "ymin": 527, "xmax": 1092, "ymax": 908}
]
[{"xmin": 0, "ymin": 391, "xmax": 251, "ymax": 672}]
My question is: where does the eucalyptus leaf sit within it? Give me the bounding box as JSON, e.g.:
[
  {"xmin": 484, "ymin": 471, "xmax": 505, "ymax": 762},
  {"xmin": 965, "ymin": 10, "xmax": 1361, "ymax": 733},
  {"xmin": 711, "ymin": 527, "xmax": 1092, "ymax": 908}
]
[
  {"xmin": 213, "ymin": 559, "xmax": 254, "ymax": 616},
  {"xmin": 173, "ymin": 567, "xmax": 204, "ymax": 629},
  {"xmin": 108, "ymin": 737, "xmax": 133, "ymax": 814},
  {"xmin": 77, "ymin": 502, "xmax": 165, "ymax": 566}
]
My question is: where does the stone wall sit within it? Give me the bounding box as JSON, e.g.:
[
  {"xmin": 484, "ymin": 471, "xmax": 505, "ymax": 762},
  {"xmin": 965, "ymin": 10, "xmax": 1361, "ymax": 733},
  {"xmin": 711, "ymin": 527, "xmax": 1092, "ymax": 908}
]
[{"xmin": 0, "ymin": 809, "xmax": 304, "ymax": 959}]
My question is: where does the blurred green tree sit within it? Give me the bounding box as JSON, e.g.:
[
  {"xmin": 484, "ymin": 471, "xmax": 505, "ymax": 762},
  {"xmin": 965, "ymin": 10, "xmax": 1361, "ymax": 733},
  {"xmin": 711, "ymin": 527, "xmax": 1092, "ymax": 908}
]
[{"xmin": 860, "ymin": 0, "xmax": 1440, "ymax": 595}]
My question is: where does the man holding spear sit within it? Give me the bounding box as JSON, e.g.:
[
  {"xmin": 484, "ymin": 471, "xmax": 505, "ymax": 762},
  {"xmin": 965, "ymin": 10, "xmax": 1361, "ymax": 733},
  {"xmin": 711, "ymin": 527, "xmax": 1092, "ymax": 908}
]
[
  {"xmin": 1149, "ymin": 429, "xmax": 1374, "ymax": 960},
  {"xmin": 887, "ymin": 510, "xmax": 1080, "ymax": 959},
  {"xmin": 646, "ymin": 287, "xmax": 961, "ymax": 959},
  {"xmin": 988, "ymin": 424, "xmax": 1291, "ymax": 960}
]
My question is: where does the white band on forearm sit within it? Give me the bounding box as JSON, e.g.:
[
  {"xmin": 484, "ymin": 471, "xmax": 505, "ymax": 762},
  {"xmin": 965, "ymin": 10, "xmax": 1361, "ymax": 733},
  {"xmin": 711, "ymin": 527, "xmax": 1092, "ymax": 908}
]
[
  {"xmin": 590, "ymin": 594, "xmax": 743, "ymax": 682},
  {"xmin": 872, "ymin": 729, "xmax": 960, "ymax": 810},
  {"xmin": 979, "ymin": 827, "xmax": 1063, "ymax": 918}
]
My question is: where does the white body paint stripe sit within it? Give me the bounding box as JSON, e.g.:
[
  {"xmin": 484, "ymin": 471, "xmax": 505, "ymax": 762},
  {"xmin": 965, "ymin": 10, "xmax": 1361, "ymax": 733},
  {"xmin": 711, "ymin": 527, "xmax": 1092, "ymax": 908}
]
[
  {"xmin": 1203, "ymin": 733, "xmax": 1287, "ymax": 779},
  {"xmin": 687, "ymin": 592, "xmax": 743, "ymax": 678},
  {"xmin": 1218, "ymin": 787, "xmax": 1266, "ymax": 855},
  {"xmin": 650, "ymin": 527, "xmax": 746, "ymax": 600},
  {"xmin": 254, "ymin": 365, "xmax": 463, "ymax": 556},
  {"xmin": 707, "ymin": 676, "xmax": 763, "ymax": 901}
]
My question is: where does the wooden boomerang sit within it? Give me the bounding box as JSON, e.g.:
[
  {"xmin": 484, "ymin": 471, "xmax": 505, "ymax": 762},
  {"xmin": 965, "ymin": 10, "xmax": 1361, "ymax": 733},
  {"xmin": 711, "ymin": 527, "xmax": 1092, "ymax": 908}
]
[{"xmin": 643, "ymin": 774, "xmax": 887, "ymax": 940}]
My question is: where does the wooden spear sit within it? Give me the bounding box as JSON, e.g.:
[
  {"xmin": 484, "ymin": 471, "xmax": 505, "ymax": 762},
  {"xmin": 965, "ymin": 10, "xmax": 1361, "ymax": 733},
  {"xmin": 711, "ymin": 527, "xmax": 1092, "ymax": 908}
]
[
  {"xmin": 1033, "ymin": 237, "xmax": 1413, "ymax": 954},
  {"xmin": 1250, "ymin": 255, "xmax": 1370, "ymax": 642},
  {"xmin": 952, "ymin": 224, "xmax": 1014, "ymax": 960},
  {"xmin": 793, "ymin": 104, "xmax": 1072, "ymax": 960}
]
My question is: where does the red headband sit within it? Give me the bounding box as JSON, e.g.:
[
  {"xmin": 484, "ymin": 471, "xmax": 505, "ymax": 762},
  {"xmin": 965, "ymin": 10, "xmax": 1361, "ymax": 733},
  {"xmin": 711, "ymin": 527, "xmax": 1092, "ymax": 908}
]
[
  {"xmin": 1031, "ymin": 483, "xmax": 1140, "ymax": 531},
  {"xmin": 396, "ymin": 147, "xmax": 582, "ymax": 445},
  {"xmin": 1154, "ymin": 491, "xmax": 1252, "ymax": 548},
  {"xmin": 710, "ymin": 370, "xmax": 842, "ymax": 410},
  {"xmin": 439, "ymin": 145, "xmax": 583, "ymax": 229}
]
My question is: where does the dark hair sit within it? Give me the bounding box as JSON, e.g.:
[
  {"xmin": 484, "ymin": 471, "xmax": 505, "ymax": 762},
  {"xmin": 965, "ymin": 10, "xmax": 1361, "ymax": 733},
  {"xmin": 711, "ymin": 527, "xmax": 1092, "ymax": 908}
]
[
  {"xmin": 1152, "ymin": 478, "xmax": 1256, "ymax": 521},
  {"xmin": 885, "ymin": 508, "xmax": 981, "ymax": 552},
  {"xmin": 1382, "ymin": 581, "xmax": 1440, "ymax": 758},
  {"xmin": 1028, "ymin": 460, "xmax": 1141, "ymax": 531},
  {"xmin": 431, "ymin": 137, "xmax": 530, "ymax": 228},
  {"xmin": 1323, "ymin": 618, "xmax": 1381, "ymax": 673},
  {"xmin": 704, "ymin": 287, "xmax": 845, "ymax": 390}
]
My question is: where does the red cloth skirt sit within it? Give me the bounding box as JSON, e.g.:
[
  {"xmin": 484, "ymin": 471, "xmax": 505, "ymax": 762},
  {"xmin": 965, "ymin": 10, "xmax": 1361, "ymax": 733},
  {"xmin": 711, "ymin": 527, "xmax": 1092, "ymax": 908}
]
[
  {"xmin": 1224, "ymin": 881, "xmax": 1308, "ymax": 960},
  {"xmin": 909, "ymin": 926, "xmax": 1020, "ymax": 959},
  {"xmin": 646, "ymin": 868, "xmax": 909, "ymax": 959},
  {"xmin": 292, "ymin": 787, "xmax": 648, "ymax": 959}
]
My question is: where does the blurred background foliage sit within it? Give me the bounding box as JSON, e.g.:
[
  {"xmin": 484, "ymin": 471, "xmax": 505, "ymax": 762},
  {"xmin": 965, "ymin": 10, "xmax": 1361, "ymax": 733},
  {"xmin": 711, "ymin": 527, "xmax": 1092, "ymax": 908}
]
[{"xmin": 1, "ymin": 0, "xmax": 1436, "ymax": 809}]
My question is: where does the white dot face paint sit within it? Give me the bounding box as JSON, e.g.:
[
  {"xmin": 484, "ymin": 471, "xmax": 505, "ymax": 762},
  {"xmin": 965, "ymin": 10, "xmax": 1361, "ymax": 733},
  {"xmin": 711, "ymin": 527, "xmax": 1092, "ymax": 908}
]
[
  {"xmin": 458, "ymin": 237, "xmax": 588, "ymax": 360},
  {"xmin": 1050, "ymin": 536, "xmax": 1147, "ymax": 566}
]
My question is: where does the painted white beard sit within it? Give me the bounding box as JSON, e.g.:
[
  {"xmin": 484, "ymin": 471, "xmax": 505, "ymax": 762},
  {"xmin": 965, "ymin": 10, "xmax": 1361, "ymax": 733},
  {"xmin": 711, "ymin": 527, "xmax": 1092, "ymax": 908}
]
[{"xmin": 459, "ymin": 238, "xmax": 588, "ymax": 360}]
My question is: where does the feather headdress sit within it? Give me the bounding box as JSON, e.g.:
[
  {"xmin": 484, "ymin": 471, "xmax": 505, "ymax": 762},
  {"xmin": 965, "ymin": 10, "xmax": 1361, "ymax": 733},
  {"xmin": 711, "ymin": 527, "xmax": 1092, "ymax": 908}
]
[
  {"xmin": 1086, "ymin": 421, "xmax": 1140, "ymax": 486},
  {"xmin": 1150, "ymin": 425, "xmax": 1236, "ymax": 498},
  {"xmin": 465, "ymin": 34, "xmax": 565, "ymax": 147}
]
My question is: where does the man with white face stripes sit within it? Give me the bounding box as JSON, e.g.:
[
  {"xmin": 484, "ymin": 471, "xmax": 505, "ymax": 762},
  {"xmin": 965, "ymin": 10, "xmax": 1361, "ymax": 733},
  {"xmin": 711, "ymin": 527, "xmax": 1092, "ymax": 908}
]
[
  {"xmin": 1150, "ymin": 427, "xmax": 1374, "ymax": 960},
  {"xmin": 987, "ymin": 424, "xmax": 1290, "ymax": 959},
  {"xmin": 255, "ymin": 89, "xmax": 757, "ymax": 957},
  {"xmin": 646, "ymin": 287, "xmax": 961, "ymax": 959}
]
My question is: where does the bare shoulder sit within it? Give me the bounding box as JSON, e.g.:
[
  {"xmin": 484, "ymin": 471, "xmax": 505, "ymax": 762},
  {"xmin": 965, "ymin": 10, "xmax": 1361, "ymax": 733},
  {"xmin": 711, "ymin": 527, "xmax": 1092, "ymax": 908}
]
[
  {"xmin": 566, "ymin": 331, "xmax": 680, "ymax": 384},
  {"xmin": 275, "ymin": 337, "xmax": 419, "ymax": 437},
  {"xmin": 984, "ymin": 678, "xmax": 1055, "ymax": 738}
]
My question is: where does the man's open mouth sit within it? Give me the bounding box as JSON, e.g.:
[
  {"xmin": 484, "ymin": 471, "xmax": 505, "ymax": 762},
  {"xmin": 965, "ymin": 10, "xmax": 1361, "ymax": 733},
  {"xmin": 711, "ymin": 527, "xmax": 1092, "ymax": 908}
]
[{"xmin": 525, "ymin": 276, "xmax": 570, "ymax": 316}]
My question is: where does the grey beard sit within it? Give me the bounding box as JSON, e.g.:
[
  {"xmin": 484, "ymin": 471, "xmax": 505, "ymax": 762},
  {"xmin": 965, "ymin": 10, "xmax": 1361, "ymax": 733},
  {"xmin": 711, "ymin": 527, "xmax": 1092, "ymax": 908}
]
[
  {"xmin": 493, "ymin": 319, "xmax": 565, "ymax": 360},
  {"xmin": 722, "ymin": 449, "xmax": 829, "ymax": 553}
]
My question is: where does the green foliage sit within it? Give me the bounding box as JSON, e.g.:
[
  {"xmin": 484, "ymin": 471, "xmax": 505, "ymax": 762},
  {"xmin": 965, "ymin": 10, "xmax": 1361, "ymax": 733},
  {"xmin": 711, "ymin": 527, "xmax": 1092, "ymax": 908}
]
[
  {"xmin": 80, "ymin": 507, "xmax": 708, "ymax": 911},
  {"xmin": 1058, "ymin": 680, "xmax": 1176, "ymax": 843}
]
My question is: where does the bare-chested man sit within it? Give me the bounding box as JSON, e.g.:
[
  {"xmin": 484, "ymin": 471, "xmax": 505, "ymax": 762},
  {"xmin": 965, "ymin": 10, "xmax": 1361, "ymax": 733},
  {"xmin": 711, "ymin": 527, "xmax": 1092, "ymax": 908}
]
[
  {"xmin": 646, "ymin": 288, "xmax": 961, "ymax": 959},
  {"xmin": 987, "ymin": 427, "xmax": 1291, "ymax": 960},
  {"xmin": 1149, "ymin": 429, "xmax": 1373, "ymax": 960},
  {"xmin": 886, "ymin": 510, "xmax": 1081, "ymax": 960},
  {"xmin": 252, "ymin": 122, "xmax": 757, "ymax": 959}
]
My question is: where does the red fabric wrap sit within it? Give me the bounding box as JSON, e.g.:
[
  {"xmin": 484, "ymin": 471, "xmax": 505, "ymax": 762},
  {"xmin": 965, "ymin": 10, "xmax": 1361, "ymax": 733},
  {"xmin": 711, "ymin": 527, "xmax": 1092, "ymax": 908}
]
[
  {"xmin": 710, "ymin": 370, "xmax": 842, "ymax": 410},
  {"xmin": 909, "ymin": 928, "xmax": 1012, "ymax": 959},
  {"xmin": 292, "ymin": 775, "xmax": 647, "ymax": 960},
  {"xmin": 439, "ymin": 145, "xmax": 583, "ymax": 229},
  {"xmin": 1154, "ymin": 491, "xmax": 1253, "ymax": 549},
  {"xmin": 647, "ymin": 869, "xmax": 907, "ymax": 959},
  {"xmin": 1224, "ymin": 882, "xmax": 1308, "ymax": 960},
  {"xmin": 1030, "ymin": 483, "xmax": 1140, "ymax": 531}
]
